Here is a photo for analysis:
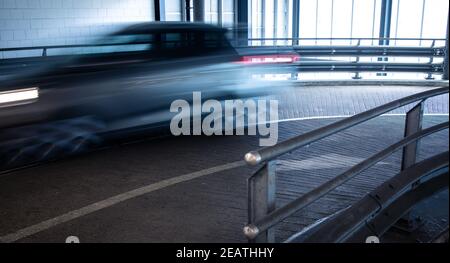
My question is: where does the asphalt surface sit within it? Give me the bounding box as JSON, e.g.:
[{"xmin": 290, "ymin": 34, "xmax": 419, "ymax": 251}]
[{"xmin": 0, "ymin": 85, "xmax": 448, "ymax": 243}]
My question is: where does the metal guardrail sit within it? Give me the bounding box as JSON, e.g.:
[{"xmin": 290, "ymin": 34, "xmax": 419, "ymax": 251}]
[
  {"xmin": 0, "ymin": 41, "xmax": 154, "ymax": 57},
  {"xmin": 241, "ymin": 39, "xmax": 446, "ymax": 78},
  {"xmin": 290, "ymin": 79, "xmax": 450, "ymax": 87},
  {"xmin": 252, "ymin": 45, "xmax": 445, "ymax": 57},
  {"xmin": 233, "ymin": 36, "xmax": 447, "ymax": 45},
  {"xmin": 242, "ymin": 84, "xmax": 449, "ymax": 243},
  {"xmin": 238, "ymin": 37, "xmax": 448, "ymax": 78},
  {"xmin": 1, "ymin": 40, "xmax": 444, "ymax": 58},
  {"xmin": 257, "ymin": 61, "xmax": 443, "ymax": 75},
  {"xmin": 343, "ymin": 167, "xmax": 449, "ymax": 243},
  {"xmin": 287, "ymin": 152, "xmax": 449, "ymax": 243},
  {"xmin": 0, "ymin": 37, "xmax": 447, "ymax": 79}
]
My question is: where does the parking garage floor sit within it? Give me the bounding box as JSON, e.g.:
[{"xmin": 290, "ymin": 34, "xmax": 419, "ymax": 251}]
[{"xmin": 0, "ymin": 85, "xmax": 448, "ymax": 243}]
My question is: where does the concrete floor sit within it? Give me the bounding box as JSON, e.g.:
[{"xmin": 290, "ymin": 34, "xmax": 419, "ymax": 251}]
[{"xmin": 0, "ymin": 85, "xmax": 448, "ymax": 243}]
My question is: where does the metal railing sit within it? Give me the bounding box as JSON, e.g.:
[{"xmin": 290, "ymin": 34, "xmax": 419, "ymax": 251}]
[
  {"xmin": 287, "ymin": 152, "xmax": 449, "ymax": 243},
  {"xmin": 237, "ymin": 37, "xmax": 447, "ymax": 78},
  {"xmin": 242, "ymin": 84, "xmax": 449, "ymax": 243},
  {"xmin": 2, "ymin": 37, "xmax": 442, "ymax": 57},
  {"xmin": 1, "ymin": 37, "xmax": 447, "ymax": 79},
  {"xmin": 0, "ymin": 41, "xmax": 153, "ymax": 57}
]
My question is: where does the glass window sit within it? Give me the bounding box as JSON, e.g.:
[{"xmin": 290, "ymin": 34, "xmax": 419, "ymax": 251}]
[
  {"xmin": 249, "ymin": 0, "xmax": 293, "ymax": 46},
  {"xmin": 222, "ymin": 0, "xmax": 235, "ymax": 27},
  {"xmin": 205, "ymin": 0, "xmax": 219, "ymax": 24},
  {"xmin": 392, "ymin": 0, "xmax": 448, "ymax": 47},
  {"xmin": 162, "ymin": 32, "xmax": 182, "ymax": 49},
  {"xmin": 166, "ymin": 0, "xmax": 182, "ymax": 21}
]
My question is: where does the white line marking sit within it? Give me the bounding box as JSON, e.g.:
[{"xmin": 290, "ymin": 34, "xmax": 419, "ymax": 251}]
[
  {"xmin": 0, "ymin": 160, "xmax": 245, "ymax": 243},
  {"xmin": 241, "ymin": 113, "xmax": 449, "ymax": 126},
  {"xmin": 277, "ymin": 153, "xmax": 388, "ymax": 171},
  {"xmin": 271, "ymin": 113, "xmax": 449, "ymax": 124}
]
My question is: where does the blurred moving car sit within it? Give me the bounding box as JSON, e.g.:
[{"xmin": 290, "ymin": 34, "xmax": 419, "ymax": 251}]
[{"xmin": 0, "ymin": 22, "xmax": 299, "ymax": 170}]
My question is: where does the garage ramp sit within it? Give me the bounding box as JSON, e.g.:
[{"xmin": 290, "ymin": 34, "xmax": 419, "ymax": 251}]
[{"xmin": 0, "ymin": 85, "xmax": 448, "ymax": 243}]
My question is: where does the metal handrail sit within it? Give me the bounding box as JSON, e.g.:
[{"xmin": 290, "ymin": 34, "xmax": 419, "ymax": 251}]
[
  {"xmin": 344, "ymin": 170, "xmax": 449, "ymax": 243},
  {"xmin": 289, "ymin": 79, "xmax": 449, "ymax": 87},
  {"xmin": 278, "ymin": 46, "xmax": 442, "ymax": 58},
  {"xmin": 0, "ymin": 41, "xmax": 154, "ymax": 56},
  {"xmin": 0, "ymin": 37, "xmax": 444, "ymax": 56},
  {"xmin": 244, "ymin": 86, "xmax": 449, "ymax": 166},
  {"xmin": 286, "ymin": 152, "xmax": 449, "ymax": 243},
  {"xmin": 236, "ymin": 37, "xmax": 447, "ymax": 77},
  {"xmin": 1, "ymin": 42, "xmax": 443, "ymax": 56},
  {"xmin": 243, "ymin": 85, "xmax": 449, "ymax": 242},
  {"xmin": 0, "ymin": 43, "xmax": 138, "ymax": 52},
  {"xmin": 244, "ymin": 121, "xmax": 449, "ymax": 240},
  {"xmin": 0, "ymin": 39, "xmax": 224, "ymax": 53},
  {"xmin": 254, "ymin": 62, "xmax": 442, "ymax": 74}
]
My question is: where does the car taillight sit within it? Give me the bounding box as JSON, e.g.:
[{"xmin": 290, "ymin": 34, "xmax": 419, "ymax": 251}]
[{"xmin": 238, "ymin": 54, "xmax": 300, "ymax": 64}]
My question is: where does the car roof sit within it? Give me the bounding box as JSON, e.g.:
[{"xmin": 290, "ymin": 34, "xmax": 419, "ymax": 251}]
[{"xmin": 112, "ymin": 22, "xmax": 228, "ymax": 35}]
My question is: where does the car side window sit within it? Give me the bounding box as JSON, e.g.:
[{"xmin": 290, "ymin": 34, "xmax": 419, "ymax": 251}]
[
  {"xmin": 156, "ymin": 32, "xmax": 204, "ymax": 55},
  {"xmin": 162, "ymin": 33, "xmax": 182, "ymax": 49},
  {"xmin": 204, "ymin": 32, "xmax": 221, "ymax": 49},
  {"xmin": 172, "ymin": 31, "xmax": 226, "ymax": 54},
  {"xmin": 83, "ymin": 34, "xmax": 154, "ymax": 55}
]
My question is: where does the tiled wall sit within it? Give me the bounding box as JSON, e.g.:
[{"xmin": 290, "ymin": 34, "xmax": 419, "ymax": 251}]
[{"xmin": 0, "ymin": 0, "xmax": 154, "ymax": 58}]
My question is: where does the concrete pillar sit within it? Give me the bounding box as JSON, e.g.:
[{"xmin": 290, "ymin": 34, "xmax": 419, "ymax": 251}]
[
  {"xmin": 193, "ymin": 0, "xmax": 205, "ymax": 22},
  {"xmin": 154, "ymin": 0, "xmax": 165, "ymax": 21},
  {"xmin": 237, "ymin": 0, "xmax": 248, "ymax": 46},
  {"xmin": 443, "ymin": 12, "xmax": 449, "ymax": 80}
]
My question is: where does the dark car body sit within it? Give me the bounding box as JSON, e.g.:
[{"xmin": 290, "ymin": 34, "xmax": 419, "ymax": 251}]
[
  {"xmin": 1, "ymin": 22, "xmax": 241, "ymax": 125},
  {"xmin": 0, "ymin": 22, "xmax": 293, "ymax": 169}
]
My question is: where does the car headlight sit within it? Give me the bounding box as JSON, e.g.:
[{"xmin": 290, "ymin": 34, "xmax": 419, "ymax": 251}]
[{"xmin": 0, "ymin": 87, "xmax": 39, "ymax": 106}]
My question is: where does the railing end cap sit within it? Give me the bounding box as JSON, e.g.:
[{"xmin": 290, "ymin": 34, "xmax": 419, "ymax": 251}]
[
  {"xmin": 244, "ymin": 151, "xmax": 262, "ymax": 165},
  {"xmin": 243, "ymin": 224, "xmax": 260, "ymax": 240}
]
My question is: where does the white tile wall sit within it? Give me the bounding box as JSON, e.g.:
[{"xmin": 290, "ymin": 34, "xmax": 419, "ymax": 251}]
[{"xmin": 0, "ymin": 0, "xmax": 154, "ymax": 58}]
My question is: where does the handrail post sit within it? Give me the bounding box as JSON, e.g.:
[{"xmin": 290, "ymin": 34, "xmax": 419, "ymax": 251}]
[
  {"xmin": 398, "ymin": 100, "xmax": 425, "ymax": 230},
  {"xmin": 401, "ymin": 101, "xmax": 424, "ymax": 170},
  {"xmin": 247, "ymin": 160, "xmax": 276, "ymax": 243},
  {"xmin": 352, "ymin": 39, "xmax": 362, "ymax": 79},
  {"xmin": 425, "ymin": 41, "xmax": 436, "ymax": 80},
  {"xmin": 292, "ymin": 0, "xmax": 300, "ymax": 46}
]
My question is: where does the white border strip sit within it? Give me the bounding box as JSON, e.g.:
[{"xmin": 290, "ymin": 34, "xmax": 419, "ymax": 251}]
[{"xmin": 264, "ymin": 113, "xmax": 449, "ymax": 125}]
